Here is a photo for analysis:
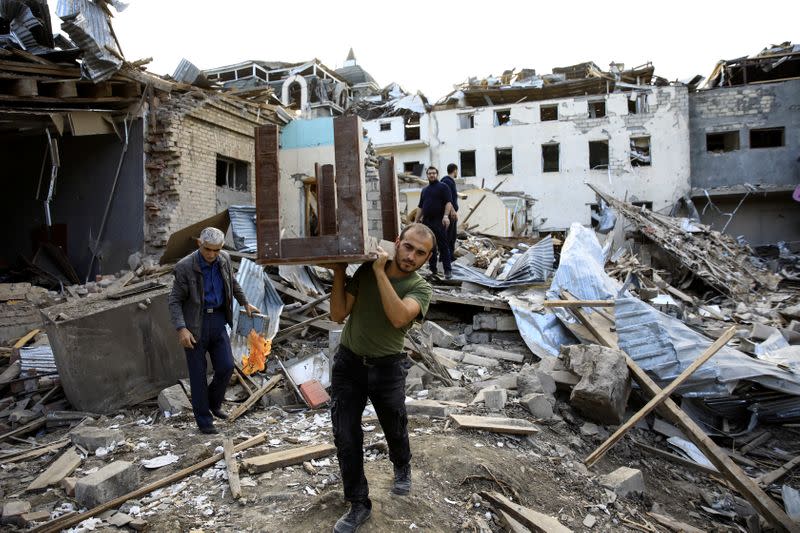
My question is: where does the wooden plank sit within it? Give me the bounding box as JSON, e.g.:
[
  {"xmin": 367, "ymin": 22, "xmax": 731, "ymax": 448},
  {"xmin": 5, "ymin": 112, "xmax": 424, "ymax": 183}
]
[
  {"xmin": 255, "ymin": 124, "xmax": 281, "ymax": 260},
  {"xmin": 647, "ymin": 512, "xmax": 705, "ymax": 533},
  {"xmin": 0, "ymin": 439, "xmax": 69, "ymax": 464},
  {"xmin": 378, "ymin": 156, "xmax": 400, "ymax": 241},
  {"xmin": 333, "ymin": 115, "xmax": 367, "ymax": 255},
  {"xmin": 0, "ymin": 416, "xmax": 45, "ymax": 443},
  {"xmin": 317, "ymin": 164, "xmax": 337, "ymax": 235},
  {"xmin": 13, "ymin": 329, "xmax": 40, "ymax": 349},
  {"xmin": 223, "ymin": 438, "xmax": 242, "ymax": 499},
  {"xmin": 741, "ymin": 431, "xmax": 772, "ymax": 455},
  {"xmin": 759, "ymin": 454, "xmax": 800, "ymax": 487},
  {"xmin": 280, "ymin": 236, "xmax": 340, "ymax": 258},
  {"xmin": 273, "ymin": 312, "xmax": 331, "ymax": 342},
  {"xmin": 242, "ymin": 443, "xmax": 336, "ymax": 474},
  {"xmin": 0, "ymin": 360, "xmax": 21, "ymax": 387},
  {"xmin": 257, "ymin": 254, "xmax": 373, "ymax": 266},
  {"xmin": 563, "ymin": 296, "xmax": 798, "ymax": 532},
  {"xmin": 585, "ymin": 325, "xmax": 737, "ymax": 467},
  {"xmin": 228, "ymin": 374, "xmax": 283, "ymax": 422},
  {"xmin": 0, "ymin": 59, "xmax": 80, "ymax": 77},
  {"xmin": 38, "ymin": 80, "xmax": 78, "ymax": 99},
  {"xmin": 9, "ymin": 78, "xmax": 38, "ymax": 97},
  {"xmin": 429, "ymin": 292, "xmax": 511, "ymax": 310},
  {"xmin": 27, "ymin": 447, "xmax": 81, "ymax": 491},
  {"xmin": 34, "ymin": 433, "xmax": 267, "ymax": 533},
  {"xmin": 449, "ymin": 414, "xmax": 538, "ymax": 435},
  {"xmin": 542, "ymin": 300, "xmax": 615, "ymax": 308},
  {"xmin": 269, "ymin": 276, "xmax": 331, "ymax": 313},
  {"xmin": 481, "ymin": 491, "xmax": 572, "ymax": 533}
]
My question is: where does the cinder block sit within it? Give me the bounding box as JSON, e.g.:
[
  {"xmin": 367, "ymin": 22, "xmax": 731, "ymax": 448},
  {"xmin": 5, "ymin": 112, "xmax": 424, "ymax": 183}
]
[
  {"xmin": 405, "ymin": 400, "xmax": 454, "ymax": 418},
  {"xmin": 1, "ymin": 501, "xmax": 31, "ymax": 526},
  {"xmin": 484, "ymin": 389, "xmax": 507, "ymax": 410},
  {"xmin": 520, "ymin": 393, "xmax": 555, "ymax": 419},
  {"xmin": 75, "ymin": 461, "xmax": 139, "ymax": 508},
  {"xmin": 600, "ymin": 467, "xmax": 645, "ymax": 497},
  {"xmin": 70, "ymin": 427, "xmax": 120, "ymax": 453},
  {"xmin": 157, "ymin": 384, "xmax": 192, "ymax": 416}
]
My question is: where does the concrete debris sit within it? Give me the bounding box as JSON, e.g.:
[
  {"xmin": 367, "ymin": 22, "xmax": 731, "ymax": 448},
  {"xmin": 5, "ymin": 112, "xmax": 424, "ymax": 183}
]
[
  {"xmin": 422, "ymin": 320, "xmax": 455, "ymax": 348},
  {"xmin": 1, "ymin": 500, "xmax": 31, "ymax": 526},
  {"xmin": 520, "ymin": 393, "xmax": 556, "ymax": 419},
  {"xmin": 600, "ymin": 467, "xmax": 645, "ymax": 498},
  {"xmin": 517, "ymin": 363, "xmax": 557, "ymax": 396},
  {"xmin": 405, "ymin": 399, "xmax": 455, "ymax": 418},
  {"xmin": 158, "ymin": 384, "xmax": 193, "ymax": 415},
  {"xmin": 483, "ymin": 389, "xmax": 508, "ymax": 410},
  {"xmin": 563, "ymin": 344, "xmax": 630, "ymax": 425},
  {"xmin": 75, "ymin": 460, "xmax": 140, "ymax": 508},
  {"xmin": 69, "ymin": 426, "xmax": 119, "ymax": 453}
]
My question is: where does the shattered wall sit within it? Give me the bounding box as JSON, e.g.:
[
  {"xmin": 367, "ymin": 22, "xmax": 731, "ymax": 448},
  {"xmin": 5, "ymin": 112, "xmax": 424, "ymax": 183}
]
[
  {"xmin": 428, "ymin": 87, "xmax": 691, "ymax": 232},
  {"xmin": 144, "ymin": 91, "xmax": 270, "ymax": 255},
  {"xmin": 689, "ymin": 80, "xmax": 800, "ymax": 190}
]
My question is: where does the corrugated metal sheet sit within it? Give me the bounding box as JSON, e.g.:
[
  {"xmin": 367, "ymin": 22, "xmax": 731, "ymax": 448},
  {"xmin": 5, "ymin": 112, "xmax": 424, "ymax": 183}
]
[
  {"xmin": 56, "ymin": 0, "xmax": 123, "ymax": 82},
  {"xmin": 278, "ymin": 265, "xmax": 325, "ymax": 296},
  {"xmin": 615, "ymin": 296, "xmax": 800, "ymax": 398},
  {"xmin": 228, "ymin": 205, "xmax": 257, "ymax": 253},
  {"xmin": 231, "ymin": 259, "xmax": 284, "ymax": 360},
  {"xmin": 20, "ymin": 345, "xmax": 57, "ymax": 373},
  {"xmin": 451, "ymin": 236, "xmax": 554, "ymax": 288}
]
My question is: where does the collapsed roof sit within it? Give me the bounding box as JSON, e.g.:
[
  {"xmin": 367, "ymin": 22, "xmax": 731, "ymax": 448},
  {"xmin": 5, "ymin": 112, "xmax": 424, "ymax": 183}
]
[
  {"xmin": 701, "ymin": 41, "xmax": 800, "ymax": 89},
  {"xmin": 436, "ymin": 61, "xmax": 673, "ymax": 109}
]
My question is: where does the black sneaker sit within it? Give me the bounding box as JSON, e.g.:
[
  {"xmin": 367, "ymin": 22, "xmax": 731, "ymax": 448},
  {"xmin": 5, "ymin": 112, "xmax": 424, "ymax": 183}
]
[
  {"xmin": 443, "ymin": 270, "xmax": 453, "ymax": 280},
  {"xmin": 198, "ymin": 425, "xmax": 218, "ymax": 434},
  {"xmin": 211, "ymin": 408, "xmax": 228, "ymax": 420},
  {"xmin": 333, "ymin": 501, "xmax": 371, "ymax": 533},
  {"xmin": 392, "ymin": 463, "xmax": 412, "ymax": 495}
]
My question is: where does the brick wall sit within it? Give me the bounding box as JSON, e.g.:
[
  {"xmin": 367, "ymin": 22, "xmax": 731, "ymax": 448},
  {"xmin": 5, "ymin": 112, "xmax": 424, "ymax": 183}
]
[{"xmin": 364, "ymin": 139, "xmax": 383, "ymax": 238}]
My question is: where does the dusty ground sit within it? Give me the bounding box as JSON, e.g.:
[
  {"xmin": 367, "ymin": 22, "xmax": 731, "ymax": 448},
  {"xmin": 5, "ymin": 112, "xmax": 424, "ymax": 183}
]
[{"xmin": 2, "ymin": 387, "xmax": 782, "ymax": 533}]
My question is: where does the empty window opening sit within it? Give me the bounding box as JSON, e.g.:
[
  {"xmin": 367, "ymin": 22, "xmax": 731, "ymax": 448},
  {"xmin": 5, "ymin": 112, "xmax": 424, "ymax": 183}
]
[
  {"xmin": 403, "ymin": 161, "xmax": 423, "ymax": 176},
  {"xmin": 706, "ymin": 131, "xmax": 740, "ymax": 153},
  {"xmin": 750, "ymin": 127, "xmax": 785, "ymax": 149},
  {"xmin": 379, "ymin": 122, "xmax": 391, "ymax": 132},
  {"xmin": 589, "ymin": 140, "xmax": 609, "ymax": 170},
  {"xmin": 494, "ymin": 109, "xmax": 511, "ymax": 126},
  {"xmin": 542, "ymin": 144, "xmax": 559, "ymax": 172},
  {"xmin": 460, "ymin": 150, "xmax": 476, "ymax": 177},
  {"xmin": 288, "ymin": 81, "xmax": 303, "ymax": 108},
  {"xmin": 632, "ymin": 201, "xmax": 653, "ymax": 210},
  {"xmin": 589, "ymin": 100, "xmax": 606, "ymax": 118},
  {"xmin": 404, "ymin": 116, "xmax": 421, "ymax": 141},
  {"xmin": 630, "ymin": 136, "xmax": 651, "ymax": 167},
  {"xmin": 540, "ymin": 104, "xmax": 558, "ymax": 121},
  {"xmin": 458, "ymin": 113, "xmax": 475, "ymax": 129},
  {"xmin": 495, "ymin": 148, "xmax": 513, "ymax": 175},
  {"xmin": 216, "ymin": 156, "xmax": 249, "ymax": 191},
  {"xmin": 627, "ymin": 93, "xmax": 648, "ymax": 114}
]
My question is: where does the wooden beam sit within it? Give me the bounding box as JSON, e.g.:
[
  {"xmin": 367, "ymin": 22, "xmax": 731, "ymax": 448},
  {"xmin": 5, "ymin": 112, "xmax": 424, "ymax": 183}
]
[
  {"xmin": 585, "ymin": 325, "xmax": 737, "ymax": 467},
  {"xmin": 647, "ymin": 512, "xmax": 705, "ymax": 533},
  {"xmin": 542, "ymin": 300, "xmax": 615, "ymax": 308},
  {"xmin": 27, "ymin": 447, "xmax": 81, "ymax": 491},
  {"xmin": 561, "ymin": 294, "xmax": 797, "ymax": 532},
  {"xmin": 378, "ymin": 156, "xmax": 400, "ymax": 241},
  {"xmin": 0, "ymin": 439, "xmax": 68, "ymax": 464},
  {"xmin": 449, "ymin": 414, "xmax": 539, "ymax": 435},
  {"xmin": 223, "ymin": 438, "xmax": 242, "ymax": 499},
  {"xmin": 317, "ymin": 163, "xmax": 337, "ymax": 235},
  {"xmin": 758, "ymin": 454, "xmax": 800, "ymax": 487},
  {"xmin": 461, "ymin": 194, "xmax": 487, "ymax": 226},
  {"xmin": 333, "ymin": 115, "xmax": 367, "ymax": 255},
  {"xmin": 480, "ymin": 491, "xmax": 572, "ymax": 533},
  {"xmin": 255, "ymin": 124, "xmax": 281, "ymax": 260},
  {"xmin": 280, "ymin": 236, "xmax": 340, "ymax": 258},
  {"xmin": 228, "ymin": 374, "xmax": 283, "ymax": 422},
  {"xmin": 38, "ymin": 80, "xmax": 78, "ymax": 99},
  {"xmin": 34, "ymin": 433, "xmax": 268, "ymax": 533},
  {"xmin": 741, "ymin": 431, "xmax": 772, "ymax": 455},
  {"xmin": 13, "ymin": 328, "xmax": 40, "ymax": 349},
  {"xmin": 242, "ymin": 443, "xmax": 336, "ymax": 474},
  {"xmin": 0, "ymin": 417, "xmax": 45, "ymax": 443},
  {"xmin": 273, "ymin": 312, "xmax": 331, "ymax": 342}
]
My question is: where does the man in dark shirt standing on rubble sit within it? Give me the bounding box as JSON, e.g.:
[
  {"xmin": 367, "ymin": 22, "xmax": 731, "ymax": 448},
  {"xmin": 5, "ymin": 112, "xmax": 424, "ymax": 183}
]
[
  {"xmin": 415, "ymin": 166, "xmax": 454, "ymax": 279},
  {"xmin": 326, "ymin": 223, "xmax": 434, "ymax": 533},
  {"xmin": 441, "ymin": 163, "xmax": 459, "ymax": 258}
]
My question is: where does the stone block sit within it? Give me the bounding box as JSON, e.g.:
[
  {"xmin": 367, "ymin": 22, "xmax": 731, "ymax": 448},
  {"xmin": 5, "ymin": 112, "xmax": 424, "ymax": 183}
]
[
  {"xmin": 472, "ymin": 313, "xmax": 517, "ymax": 332},
  {"xmin": 520, "ymin": 393, "xmax": 555, "ymax": 419},
  {"xmin": 563, "ymin": 345, "xmax": 631, "ymax": 425},
  {"xmin": 422, "ymin": 320, "xmax": 454, "ymax": 348},
  {"xmin": 600, "ymin": 467, "xmax": 645, "ymax": 497},
  {"xmin": 405, "ymin": 377, "xmax": 423, "ymax": 395},
  {"xmin": 75, "ymin": 461, "xmax": 139, "ymax": 508},
  {"xmin": 62, "ymin": 477, "xmax": 77, "ymax": 497},
  {"xmin": 70, "ymin": 426, "xmax": 120, "ymax": 453},
  {"xmin": 20, "ymin": 511, "xmax": 50, "ymax": 526},
  {"xmin": 461, "ymin": 353, "xmax": 499, "ymax": 367},
  {"xmin": 429, "ymin": 386, "xmax": 473, "ymax": 403},
  {"xmin": 405, "ymin": 400, "xmax": 454, "ymax": 418},
  {"xmin": 484, "ymin": 389, "xmax": 507, "ymax": 410},
  {"xmin": 467, "ymin": 331, "xmax": 491, "ymax": 344},
  {"xmin": 2, "ymin": 500, "xmax": 31, "ymax": 526},
  {"xmin": 157, "ymin": 384, "xmax": 192, "ymax": 415}
]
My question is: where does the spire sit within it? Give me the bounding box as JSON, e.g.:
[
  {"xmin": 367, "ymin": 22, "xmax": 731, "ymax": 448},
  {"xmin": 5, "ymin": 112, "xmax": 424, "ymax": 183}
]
[{"xmin": 346, "ymin": 48, "xmax": 356, "ymax": 62}]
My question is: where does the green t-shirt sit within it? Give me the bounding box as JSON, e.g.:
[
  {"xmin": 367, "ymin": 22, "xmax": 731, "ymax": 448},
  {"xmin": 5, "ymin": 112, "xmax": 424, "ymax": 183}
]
[{"xmin": 340, "ymin": 261, "xmax": 432, "ymax": 357}]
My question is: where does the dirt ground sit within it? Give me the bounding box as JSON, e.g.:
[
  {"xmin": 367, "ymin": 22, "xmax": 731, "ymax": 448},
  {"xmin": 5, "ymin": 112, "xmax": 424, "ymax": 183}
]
[{"xmin": 1, "ymin": 389, "xmax": 779, "ymax": 533}]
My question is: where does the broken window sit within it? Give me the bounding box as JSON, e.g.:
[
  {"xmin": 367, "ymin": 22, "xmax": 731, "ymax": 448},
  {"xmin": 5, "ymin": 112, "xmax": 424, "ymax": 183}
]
[
  {"xmin": 630, "ymin": 136, "xmax": 651, "ymax": 167},
  {"xmin": 632, "ymin": 201, "xmax": 653, "ymax": 210},
  {"xmin": 540, "ymin": 104, "xmax": 558, "ymax": 121},
  {"xmin": 216, "ymin": 156, "xmax": 249, "ymax": 191},
  {"xmin": 494, "ymin": 109, "xmax": 511, "ymax": 126},
  {"xmin": 379, "ymin": 122, "xmax": 391, "ymax": 132},
  {"xmin": 706, "ymin": 131, "xmax": 740, "ymax": 153},
  {"xmin": 404, "ymin": 116, "xmax": 421, "ymax": 141},
  {"xmin": 458, "ymin": 113, "xmax": 475, "ymax": 130},
  {"xmin": 627, "ymin": 93, "xmax": 648, "ymax": 114},
  {"xmin": 750, "ymin": 127, "xmax": 785, "ymax": 148},
  {"xmin": 460, "ymin": 150, "xmax": 476, "ymax": 177},
  {"xmin": 588, "ymin": 140, "xmax": 609, "ymax": 170},
  {"xmin": 542, "ymin": 143, "xmax": 559, "ymax": 172},
  {"xmin": 403, "ymin": 161, "xmax": 423, "ymax": 176},
  {"xmin": 588, "ymin": 100, "xmax": 606, "ymax": 118},
  {"xmin": 495, "ymin": 147, "xmax": 513, "ymax": 175}
]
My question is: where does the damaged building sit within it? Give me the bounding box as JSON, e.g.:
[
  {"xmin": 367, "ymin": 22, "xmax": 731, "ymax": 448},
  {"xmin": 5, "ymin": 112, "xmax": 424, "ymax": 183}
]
[{"xmin": 689, "ymin": 42, "xmax": 800, "ymax": 246}]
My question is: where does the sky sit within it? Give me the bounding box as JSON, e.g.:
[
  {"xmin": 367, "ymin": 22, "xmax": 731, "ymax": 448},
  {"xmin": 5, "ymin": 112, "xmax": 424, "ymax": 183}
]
[{"xmin": 49, "ymin": 0, "xmax": 797, "ymax": 101}]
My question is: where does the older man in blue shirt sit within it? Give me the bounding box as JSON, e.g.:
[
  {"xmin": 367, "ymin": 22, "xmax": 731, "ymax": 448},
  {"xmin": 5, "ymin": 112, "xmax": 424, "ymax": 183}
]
[{"xmin": 168, "ymin": 227, "xmax": 259, "ymax": 434}]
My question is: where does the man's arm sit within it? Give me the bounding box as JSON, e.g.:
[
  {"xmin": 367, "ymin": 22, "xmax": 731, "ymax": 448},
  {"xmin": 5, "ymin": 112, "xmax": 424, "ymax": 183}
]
[
  {"xmin": 328, "ymin": 264, "xmax": 355, "ymax": 323},
  {"xmin": 372, "ymin": 248, "xmax": 421, "ymax": 328},
  {"xmin": 168, "ymin": 265, "xmax": 196, "ymax": 348},
  {"xmin": 224, "ymin": 254, "xmax": 259, "ymax": 316},
  {"xmin": 442, "ymin": 201, "xmax": 453, "ymax": 228}
]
